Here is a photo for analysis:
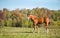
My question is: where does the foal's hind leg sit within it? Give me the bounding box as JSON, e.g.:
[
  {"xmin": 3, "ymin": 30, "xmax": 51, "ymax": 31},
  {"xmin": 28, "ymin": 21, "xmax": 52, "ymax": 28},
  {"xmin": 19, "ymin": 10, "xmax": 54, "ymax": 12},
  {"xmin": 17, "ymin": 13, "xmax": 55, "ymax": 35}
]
[{"xmin": 46, "ymin": 23, "xmax": 49, "ymax": 33}]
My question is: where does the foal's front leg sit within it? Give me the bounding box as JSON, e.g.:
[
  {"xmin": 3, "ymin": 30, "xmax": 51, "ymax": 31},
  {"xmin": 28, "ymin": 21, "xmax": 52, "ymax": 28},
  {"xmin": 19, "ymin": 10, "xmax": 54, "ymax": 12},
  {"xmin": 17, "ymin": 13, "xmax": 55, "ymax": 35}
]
[
  {"xmin": 33, "ymin": 23, "xmax": 37, "ymax": 33},
  {"xmin": 33, "ymin": 20, "xmax": 38, "ymax": 33},
  {"xmin": 34, "ymin": 23, "xmax": 39, "ymax": 33},
  {"xmin": 36, "ymin": 25, "xmax": 39, "ymax": 33}
]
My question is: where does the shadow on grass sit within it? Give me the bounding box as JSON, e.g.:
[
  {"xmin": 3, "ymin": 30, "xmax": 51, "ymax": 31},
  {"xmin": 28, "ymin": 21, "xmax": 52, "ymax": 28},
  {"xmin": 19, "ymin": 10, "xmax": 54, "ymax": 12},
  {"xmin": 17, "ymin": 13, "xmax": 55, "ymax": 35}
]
[
  {"xmin": 20, "ymin": 31, "xmax": 33, "ymax": 33},
  {"xmin": 19, "ymin": 31, "xmax": 38, "ymax": 33}
]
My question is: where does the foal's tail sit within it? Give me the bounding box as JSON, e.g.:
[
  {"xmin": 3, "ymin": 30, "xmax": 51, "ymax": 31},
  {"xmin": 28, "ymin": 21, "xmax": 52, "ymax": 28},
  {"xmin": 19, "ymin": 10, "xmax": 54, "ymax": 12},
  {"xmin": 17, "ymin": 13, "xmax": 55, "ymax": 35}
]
[{"xmin": 48, "ymin": 21, "xmax": 51, "ymax": 26}]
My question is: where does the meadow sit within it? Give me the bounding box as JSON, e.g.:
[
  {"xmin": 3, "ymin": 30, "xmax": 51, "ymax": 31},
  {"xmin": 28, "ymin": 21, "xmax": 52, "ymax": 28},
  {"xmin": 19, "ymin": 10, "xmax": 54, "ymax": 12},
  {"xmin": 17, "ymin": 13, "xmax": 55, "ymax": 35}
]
[{"xmin": 0, "ymin": 27, "xmax": 60, "ymax": 38}]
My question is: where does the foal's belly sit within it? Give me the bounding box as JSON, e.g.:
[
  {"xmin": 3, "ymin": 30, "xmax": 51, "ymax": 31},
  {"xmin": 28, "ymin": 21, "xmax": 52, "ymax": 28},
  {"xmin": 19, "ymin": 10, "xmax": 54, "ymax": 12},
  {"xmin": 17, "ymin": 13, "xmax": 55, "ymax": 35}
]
[
  {"xmin": 38, "ymin": 20, "xmax": 44, "ymax": 24},
  {"xmin": 38, "ymin": 21, "xmax": 44, "ymax": 24}
]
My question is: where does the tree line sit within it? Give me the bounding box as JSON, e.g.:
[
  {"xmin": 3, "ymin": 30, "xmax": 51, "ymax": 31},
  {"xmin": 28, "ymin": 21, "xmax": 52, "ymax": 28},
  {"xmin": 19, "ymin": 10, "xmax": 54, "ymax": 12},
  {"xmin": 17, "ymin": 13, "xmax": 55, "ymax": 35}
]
[{"xmin": 0, "ymin": 7, "xmax": 60, "ymax": 27}]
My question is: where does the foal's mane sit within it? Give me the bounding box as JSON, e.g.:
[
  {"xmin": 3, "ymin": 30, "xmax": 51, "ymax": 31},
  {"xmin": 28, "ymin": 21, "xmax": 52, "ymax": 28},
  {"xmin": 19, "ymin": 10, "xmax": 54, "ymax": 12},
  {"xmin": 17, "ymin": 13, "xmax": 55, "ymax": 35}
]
[{"xmin": 30, "ymin": 14, "xmax": 39, "ymax": 18}]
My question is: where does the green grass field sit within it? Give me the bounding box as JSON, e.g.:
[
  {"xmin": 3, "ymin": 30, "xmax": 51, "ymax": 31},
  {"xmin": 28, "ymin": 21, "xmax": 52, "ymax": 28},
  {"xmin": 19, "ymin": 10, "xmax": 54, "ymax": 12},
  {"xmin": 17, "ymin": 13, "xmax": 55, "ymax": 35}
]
[{"xmin": 0, "ymin": 27, "xmax": 60, "ymax": 38}]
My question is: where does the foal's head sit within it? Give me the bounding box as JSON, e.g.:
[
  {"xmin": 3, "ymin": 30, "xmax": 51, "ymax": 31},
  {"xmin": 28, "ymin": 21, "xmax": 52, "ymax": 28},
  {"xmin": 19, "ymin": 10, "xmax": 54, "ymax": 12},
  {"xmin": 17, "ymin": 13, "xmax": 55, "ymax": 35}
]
[
  {"xmin": 27, "ymin": 14, "xmax": 38, "ymax": 21},
  {"xmin": 27, "ymin": 14, "xmax": 32, "ymax": 20}
]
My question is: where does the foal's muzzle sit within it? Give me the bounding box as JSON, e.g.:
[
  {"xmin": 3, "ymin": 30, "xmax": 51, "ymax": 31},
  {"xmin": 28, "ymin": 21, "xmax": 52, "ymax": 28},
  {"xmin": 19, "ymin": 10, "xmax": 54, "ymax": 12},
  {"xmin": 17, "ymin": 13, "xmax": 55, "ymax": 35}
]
[{"xmin": 27, "ymin": 17, "xmax": 29, "ymax": 20}]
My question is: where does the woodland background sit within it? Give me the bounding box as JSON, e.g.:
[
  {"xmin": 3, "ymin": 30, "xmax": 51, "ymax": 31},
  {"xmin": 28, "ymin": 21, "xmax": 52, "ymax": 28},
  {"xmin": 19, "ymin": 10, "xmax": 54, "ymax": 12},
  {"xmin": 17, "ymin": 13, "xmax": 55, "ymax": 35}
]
[{"xmin": 0, "ymin": 7, "xmax": 60, "ymax": 27}]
